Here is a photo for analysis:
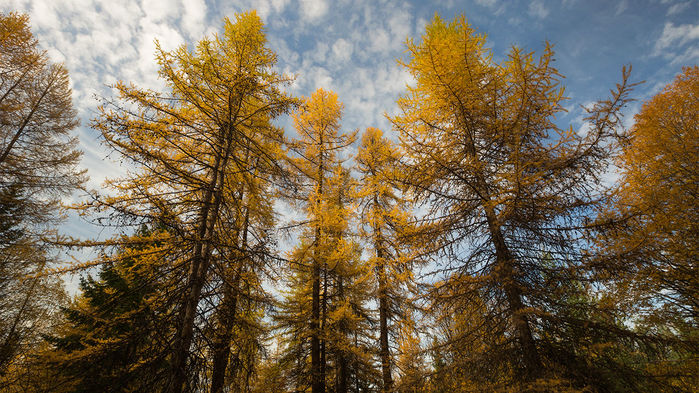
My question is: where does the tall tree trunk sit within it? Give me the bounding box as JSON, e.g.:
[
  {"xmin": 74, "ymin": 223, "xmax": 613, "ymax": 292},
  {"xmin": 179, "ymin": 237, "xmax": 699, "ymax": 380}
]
[
  {"xmin": 320, "ymin": 262, "xmax": 328, "ymax": 390},
  {"xmin": 378, "ymin": 262, "xmax": 392, "ymax": 392},
  {"xmin": 312, "ymin": 250, "xmax": 323, "ymax": 393},
  {"xmin": 373, "ymin": 196, "xmax": 393, "ymax": 393},
  {"xmin": 336, "ymin": 277, "xmax": 348, "ymax": 393},
  {"xmin": 211, "ymin": 230, "xmax": 247, "ymax": 393},
  {"xmin": 354, "ymin": 332, "xmax": 360, "ymax": 393},
  {"xmin": 462, "ymin": 127, "xmax": 542, "ymax": 382},
  {"xmin": 209, "ymin": 274, "xmax": 240, "ymax": 393},
  {"xmin": 209, "ymin": 208, "xmax": 248, "ymax": 393},
  {"xmin": 312, "ymin": 131, "xmax": 326, "ymax": 393},
  {"xmin": 484, "ymin": 206, "xmax": 541, "ymax": 381},
  {"xmin": 170, "ymin": 121, "xmax": 235, "ymax": 393}
]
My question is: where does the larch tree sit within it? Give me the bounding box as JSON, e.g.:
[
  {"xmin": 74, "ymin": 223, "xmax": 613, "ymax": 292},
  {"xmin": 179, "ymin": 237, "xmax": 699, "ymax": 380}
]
[
  {"xmin": 390, "ymin": 13, "xmax": 656, "ymax": 392},
  {"xmin": 324, "ymin": 166, "xmax": 376, "ymax": 393},
  {"xmin": 0, "ymin": 12, "xmax": 84, "ymax": 381},
  {"xmin": 598, "ymin": 66, "xmax": 697, "ymax": 326},
  {"xmin": 0, "ymin": 12, "xmax": 85, "ymax": 213},
  {"xmin": 207, "ymin": 159, "xmax": 278, "ymax": 393},
  {"xmin": 279, "ymin": 88, "xmax": 357, "ymax": 393},
  {"xmin": 594, "ymin": 66, "xmax": 698, "ymax": 390},
  {"xmin": 277, "ymin": 162, "xmax": 375, "ymax": 393},
  {"xmin": 87, "ymin": 11, "xmax": 296, "ymax": 393},
  {"xmin": 355, "ymin": 127, "xmax": 416, "ymax": 393}
]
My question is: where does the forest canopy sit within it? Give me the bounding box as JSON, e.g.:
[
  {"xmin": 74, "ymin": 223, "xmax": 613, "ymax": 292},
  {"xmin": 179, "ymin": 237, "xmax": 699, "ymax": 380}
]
[{"xmin": 0, "ymin": 8, "xmax": 696, "ymax": 393}]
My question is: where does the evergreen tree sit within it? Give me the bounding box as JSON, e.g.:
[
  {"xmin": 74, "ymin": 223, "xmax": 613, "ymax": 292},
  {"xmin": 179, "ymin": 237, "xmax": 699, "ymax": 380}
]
[{"xmin": 35, "ymin": 225, "xmax": 175, "ymax": 392}]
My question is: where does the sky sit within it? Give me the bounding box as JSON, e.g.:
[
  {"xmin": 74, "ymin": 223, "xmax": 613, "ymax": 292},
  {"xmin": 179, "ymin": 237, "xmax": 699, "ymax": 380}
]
[{"xmin": 1, "ymin": 0, "xmax": 698, "ymax": 285}]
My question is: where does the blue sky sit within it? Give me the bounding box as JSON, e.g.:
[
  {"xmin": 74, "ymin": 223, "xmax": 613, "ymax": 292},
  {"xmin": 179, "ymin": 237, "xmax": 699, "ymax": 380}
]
[{"xmin": 1, "ymin": 0, "xmax": 697, "ymax": 277}]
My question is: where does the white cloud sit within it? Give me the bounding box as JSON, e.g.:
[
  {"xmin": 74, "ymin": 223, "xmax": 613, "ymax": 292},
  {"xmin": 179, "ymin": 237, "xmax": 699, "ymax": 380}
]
[
  {"xmin": 310, "ymin": 41, "xmax": 329, "ymax": 64},
  {"xmin": 29, "ymin": 0, "xmax": 59, "ymax": 28},
  {"xmin": 270, "ymin": 0, "xmax": 291, "ymax": 13},
  {"xmin": 181, "ymin": 0, "xmax": 207, "ymax": 40},
  {"xmin": 101, "ymin": 0, "xmax": 142, "ymax": 24},
  {"xmin": 614, "ymin": 0, "xmax": 628, "ymax": 16},
  {"xmin": 654, "ymin": 22, "xmax": 699, "ymax": 53},
  {"xmin": 298, "ymin": 65, "xmax": 333, "ymax": 91},
  {"xmin": 653, "ymin": 22, "xmax": 699, "ymax": 65},
  {"xmin": 140, "ymin": 0, "xmax": 178, "ymax": 22},
  {"xmin": 669, "ymin": 46, "xmax": 699, "ymax": 65},
  {"xmin": 299, "ymin": 0, "xmax": 328, "ymax": 21},
  {"xmin": 136, "ymin": 33, "xmax": 183, "ymax": 89},
  {"xmin": 666, "ymin": 1, "xmax": 690, "ymax": 15},
  {"xmin": 474, "ymin": 0, "xmax": 497, "ymax": 8},
  {"xmin": 332, "ymin": 38, "xmax": 353, "ymax": 62},
  {"xmin": 387, "ymin": 8, "xmax": 412, "ymax": 47},
  {"xmin": 368, "ymin": 28, "xmax": 390, "ymax": 53},
  {"xmin": 528, "ymin": 0, "xmax": 549, "ymax": 19}
]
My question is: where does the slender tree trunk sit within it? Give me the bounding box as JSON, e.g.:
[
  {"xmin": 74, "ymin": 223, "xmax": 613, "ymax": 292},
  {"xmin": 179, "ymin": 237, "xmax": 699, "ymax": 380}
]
[
  {"xmin": 312, "ymin": 132, "xmax": 326, "ymax": 393},
  {"xmin": 462, "ymin": 126, "xmax": 542, "ymax": 382},
  {"xmin": 378, "ymin": 263, "xmax": 392, "ymax": 393},
  {"xmin": 312, "ymin": 251, "xmax": 323, "ymax": 393},
  {"xmin": 484, "ymin": 205, "xmax": 541, "ymax": 381},
  {"xmin": 354, "ymin": 332, "xmax": 360, "ymax": 393},
  {"xmin": 170, "ymin": 121, "xmax": 235, "ymax": 393},
  {"xmin": 320, "ymin": 262, "xmax": 328, "ymax": 390},
  {"xmin": 209, "ymin": 221, "xmax": 247, "ymax": 392},
  {"xmin": 373, "ymin": 196, "xmax": 393, "ymax": 393},
  {"xmin": 336, "ymin": 276, "xmax": 348, "ymax": 393},
  {"xmin": 0, "ymin": 72, "xmax": 56, "ymax": 165},
  {"xmin": 209, "ymin": 275, "xmax": 239, "ymax": 393},
  {"xmin": 169, "ymin": 166, "xmax": 218, "ymax": 393},
  {"xmin": 210, "ymin": 184, "xmax": 251, "ymax": 393}
]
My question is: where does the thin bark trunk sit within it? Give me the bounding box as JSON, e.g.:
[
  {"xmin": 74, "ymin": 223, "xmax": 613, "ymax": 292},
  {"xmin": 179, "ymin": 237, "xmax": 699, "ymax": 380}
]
[
  {"xmin": 209, "ymin": 146, "xmax": 254, "ymax": 393},
  {"xmin": 354, "ymin": 333, "xmax": 360, "ymax": 393},
  {"xmin": 378, "ymin": 263, "xmax": 392, "ymax": 393},
  {"xmin": 336, "ymin": 276, "xmax": 348, "ymax": 393},
  {"xmin": 0, "ymin": 72, "xmax": 55, "ymax": 165},
  {"xmin": 335, "ymin": 183, "xmax": 348, "ymax": 393},
  {"xmin": 484, "ymin": 204, "xmax": 541, "ymax": 381},
  {"xmin": 311, "ymin": 250, "xmax": 322, "ymax": 393},
  {"xmin": 312, "ymin": 130, "xmax": 325, "ymax": 393},
  {"xmin": 462, "ymin": 126, "xmax": 542, "ymax": 381},
  {"xmin": 320, "ymin": 260, "xmax": 327, "ymax": 391},
  {"xmin": 209, "ymin": 277, "xmax": 239, "ymax": 393},
  {"xmin": 374, "ymin": 194, "xmax": 393, "ymax": 393},
  {"xmin": 209, "ymin": 206, "xmax": 249, "ymax": 393},
  {"xmin": 170, "ymin": 120, "xmax": 235, "ymax": 393}
]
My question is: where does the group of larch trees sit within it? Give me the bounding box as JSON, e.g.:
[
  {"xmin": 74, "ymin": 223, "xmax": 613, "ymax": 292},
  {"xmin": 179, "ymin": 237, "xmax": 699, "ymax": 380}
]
[{"xmin": 0, "ymin": 9, "xmax": 696, "ymax": 393}]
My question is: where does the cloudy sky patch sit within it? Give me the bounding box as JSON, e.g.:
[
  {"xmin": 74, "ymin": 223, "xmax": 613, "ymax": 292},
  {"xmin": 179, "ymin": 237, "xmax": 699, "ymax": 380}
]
[{"xmin": 1, "ymin": 0, "xmax": 697, "ymax": 269}]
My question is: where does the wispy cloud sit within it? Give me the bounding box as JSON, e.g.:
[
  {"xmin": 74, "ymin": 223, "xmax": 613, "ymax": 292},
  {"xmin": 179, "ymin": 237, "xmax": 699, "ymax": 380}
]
[
  {"xmin": 0, "ymin": 0, "xmax": 691, "ymax": 254},
  {"xmin": 654, "ymin": 22, "xmax": 699, "ymax": 64},
  {"xmin": 655, "ymin": 22, "xmax": 699, "ymax": 52},
  {"xmin": 474, "ymin": 0, "xmax": 497, "ymax": 8},
  {"xmin": 299, "ymin": 0, "xmax": 327, "ymax": 21},
  {"xmin": 528, "ymin": 0, "xmax": 549, "ymax": 19},
  {"xmin": 666, "ymin": 1, "xmax": 691, "ymax": 16},
  {"xmin": 615, "ymin": 0, "xmax": 628, "ymax": 16}
]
